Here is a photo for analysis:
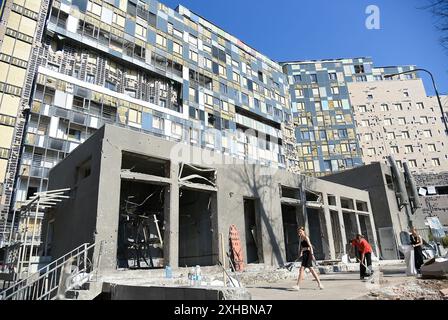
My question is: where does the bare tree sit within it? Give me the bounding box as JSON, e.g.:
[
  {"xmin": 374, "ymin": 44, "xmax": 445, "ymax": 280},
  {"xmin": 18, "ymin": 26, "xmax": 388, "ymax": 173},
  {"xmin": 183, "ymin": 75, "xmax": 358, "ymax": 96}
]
[{"xmin": 424, "ymin": 0, "xmax": 448, "ymax": 51}]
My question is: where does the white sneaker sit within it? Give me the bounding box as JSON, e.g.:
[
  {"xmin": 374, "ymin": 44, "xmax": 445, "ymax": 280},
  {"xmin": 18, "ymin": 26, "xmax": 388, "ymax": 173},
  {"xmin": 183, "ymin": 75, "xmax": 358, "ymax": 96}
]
[
  {"xmin": 292, "ymin": 285, "xmax": 300, "ymax": 291},
  {"xmin": 318, "ymin": 283, "xmax": 324, "ymax": 290}
]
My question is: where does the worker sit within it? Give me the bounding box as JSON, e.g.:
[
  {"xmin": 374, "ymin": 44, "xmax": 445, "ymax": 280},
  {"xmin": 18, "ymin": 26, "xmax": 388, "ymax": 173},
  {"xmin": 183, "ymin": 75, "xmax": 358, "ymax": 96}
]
[
  {"xmin": 352, "ymin": 234, "xmax": 373, "ymax": 280},
  {"xmin": 292, "ymin": 227, "xmax": 324, "ymax": 290}
]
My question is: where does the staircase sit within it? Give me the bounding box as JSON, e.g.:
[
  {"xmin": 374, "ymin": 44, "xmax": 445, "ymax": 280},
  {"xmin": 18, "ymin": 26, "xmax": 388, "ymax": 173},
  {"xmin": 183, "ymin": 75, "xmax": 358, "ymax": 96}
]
[{"xmin": 0, "ymin": 242, "xmax": 103, "ymax": 300}]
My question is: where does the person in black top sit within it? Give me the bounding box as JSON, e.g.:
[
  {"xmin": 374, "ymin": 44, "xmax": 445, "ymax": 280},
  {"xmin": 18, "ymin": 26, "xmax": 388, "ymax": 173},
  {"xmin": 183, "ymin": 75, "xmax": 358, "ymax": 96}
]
[
  {"xmin": 292, "ymin": 227, "xmax": 324, "ymax": 290},
  {"xmin": 410, "ymin": 227, "xmax": 424, "ymax": 273}
]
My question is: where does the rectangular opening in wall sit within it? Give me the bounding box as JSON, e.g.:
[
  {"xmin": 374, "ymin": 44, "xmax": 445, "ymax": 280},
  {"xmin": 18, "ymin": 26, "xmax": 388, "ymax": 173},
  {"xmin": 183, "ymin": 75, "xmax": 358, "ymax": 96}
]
[
  {"xmin": 281, "ymin": 186, "xmax": 300, "ymax": 199},
  {"xmin": 244, "ymin": 198, "xmax": 262, "ymax": 264},
  {"xmin": 178, "ymin": 163, "xmax": 216, "ymax": 188},
  {"xmin": 179, "ymin": 188, "xmax": 216, "ymax": 267},
  {"xmin": 121, "ymin": 151, "xmax": 170, "ymax": 177},
  {"xmin": 75, "ymin": 157, "xmax": 92, "ymax": 183},
  {"xmin": 340, "ymin": 197, "xmax": 354, "ymax": 210},
  {"xmin": 281, "ymin": 204, "xmax": 304, "ymax": 262},
  {"xmin": 358, "ymin": 215, "xmax": 373, "ymax": 246},
  {"xmin": 385, "ymin": 174, "xmax": 394, "ymax": 190},
  {"xmin": 328, "ymin": 195, "xmax": 336, "ymax": 206},
  {"xmin": 343, "ymin": 212, "xmax": 358, "ymax": 252},
  {"xmin": 330, "ymin": 210, "xmax": 344, "ymax": 258},
  {"xmin": 306, "ymin": 208, "xmax": 327, "ymax": 260},
  {"xmin": 356, "ymin": 201, "xmax": 368, "ymax": 212},
  {"xmin": 117, "ymin": 180, "xmax": 166, "ymax": 269}
]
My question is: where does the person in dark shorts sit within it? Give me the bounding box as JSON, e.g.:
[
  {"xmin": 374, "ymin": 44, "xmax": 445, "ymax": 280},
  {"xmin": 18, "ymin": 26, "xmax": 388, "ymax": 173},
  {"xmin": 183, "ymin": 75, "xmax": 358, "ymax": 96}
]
[
  {"xmin": 410, "ymin": 227, "xmax": 424, "ymax": 274},
  {"xmin": 293, "ymin": 227, "xmax": 324, "ymax": 290}
]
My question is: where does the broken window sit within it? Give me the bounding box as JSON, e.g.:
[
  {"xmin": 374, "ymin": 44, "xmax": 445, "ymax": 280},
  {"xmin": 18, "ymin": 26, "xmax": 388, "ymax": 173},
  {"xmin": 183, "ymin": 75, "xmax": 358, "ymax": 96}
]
[
  {"xmin": 178, "ymin": 163, "xmax": 216, "ymax": 188},
  {"xmin": 121, "ymin": 152, "xmax": 170, "ymax": 177},
  {"xmin": 354, "ymin": 65, "xmax": 365, "ymax": 74}
]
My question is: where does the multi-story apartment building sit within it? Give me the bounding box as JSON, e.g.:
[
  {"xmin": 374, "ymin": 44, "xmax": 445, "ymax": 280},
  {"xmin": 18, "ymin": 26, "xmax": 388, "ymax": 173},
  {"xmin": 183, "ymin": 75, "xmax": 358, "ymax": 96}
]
[
  {"xmin": 0, "ymin": 0, "xmax": 291, "ymax": 243},
  {"xmin": 281, "ymin": 58, "xmax": 373, "ymax": 177},
  {"xmin": 281, "ymin": 58, "xmax": 437, "ymax": 177},
  {"xmin": 349, "ymin": 70, "xmax": 448, "ymax": 173}
]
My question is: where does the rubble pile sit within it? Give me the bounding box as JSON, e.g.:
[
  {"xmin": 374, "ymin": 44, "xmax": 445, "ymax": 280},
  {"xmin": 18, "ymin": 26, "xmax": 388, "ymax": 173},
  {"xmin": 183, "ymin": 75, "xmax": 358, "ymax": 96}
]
[{"xmin": 367, "ymin": 279, "xmax": 448, "ymax": 300}]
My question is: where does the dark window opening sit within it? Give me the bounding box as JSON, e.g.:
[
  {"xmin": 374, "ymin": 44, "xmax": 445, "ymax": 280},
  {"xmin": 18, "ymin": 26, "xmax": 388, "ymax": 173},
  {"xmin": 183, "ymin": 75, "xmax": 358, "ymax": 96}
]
[
  {"xmin": 121, "ymin": 151, "xmax": 169, "ymax": 177},
  {"xmin": 117, "ymin": 181, "xmax": 166, "ymax": 269}
]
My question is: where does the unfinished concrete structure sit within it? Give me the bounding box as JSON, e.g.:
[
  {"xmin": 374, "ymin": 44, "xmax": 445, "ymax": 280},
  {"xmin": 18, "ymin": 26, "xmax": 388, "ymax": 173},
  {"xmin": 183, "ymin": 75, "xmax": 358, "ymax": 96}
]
[
  {"xmin": 323, "ymin": 162, "xmax": 427, "ymax": 260},
  {"xmin": 42, "ymin": 124, "xmax": 378, "ymax": 274}
]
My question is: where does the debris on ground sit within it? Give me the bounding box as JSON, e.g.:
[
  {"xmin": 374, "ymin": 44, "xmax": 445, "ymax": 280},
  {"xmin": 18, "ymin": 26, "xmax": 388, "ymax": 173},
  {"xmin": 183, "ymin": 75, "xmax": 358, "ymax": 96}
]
[
  {"xmin": 366, "ymin": 279, "xmax": 448, "ymax": 300},
  {"xmin": 421, "ymin": 257, "xmax": 448, "ymax": 279}
]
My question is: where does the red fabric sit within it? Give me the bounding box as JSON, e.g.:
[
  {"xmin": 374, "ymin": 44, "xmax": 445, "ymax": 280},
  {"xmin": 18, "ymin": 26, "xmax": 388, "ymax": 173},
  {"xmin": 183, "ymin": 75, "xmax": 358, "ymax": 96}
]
[
  {"xmin": 358, "ymin": 239, "xmax": 372, "ymax": 254},
  {"xmin": 351, "ymin": 239, "xmax": 359, "ymax": 248}
]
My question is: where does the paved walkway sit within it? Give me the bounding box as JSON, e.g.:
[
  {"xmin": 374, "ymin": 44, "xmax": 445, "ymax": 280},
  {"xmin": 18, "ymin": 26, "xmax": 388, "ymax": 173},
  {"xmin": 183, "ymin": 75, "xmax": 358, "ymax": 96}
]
[{"xmin": 246, "ymin": 272, "xmax": 409, "ymax": 300}]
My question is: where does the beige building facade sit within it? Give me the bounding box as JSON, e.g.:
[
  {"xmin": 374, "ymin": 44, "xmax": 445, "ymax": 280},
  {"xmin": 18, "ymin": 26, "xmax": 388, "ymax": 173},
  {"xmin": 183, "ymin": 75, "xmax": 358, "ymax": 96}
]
[
  {"xmin": 348, "ymin": 78, "xmax": 448, "ymax": 173},
  {"xmin": 0, "ymin": 0, "xmax": 46, "ymax": 219}
]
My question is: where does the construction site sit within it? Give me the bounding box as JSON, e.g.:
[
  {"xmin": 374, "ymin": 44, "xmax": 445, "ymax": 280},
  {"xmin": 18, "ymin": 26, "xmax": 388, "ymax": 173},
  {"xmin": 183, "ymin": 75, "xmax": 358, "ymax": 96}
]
[{"xmin": 0, "ymin": 125, "xmax": 447, "ymax": 300}]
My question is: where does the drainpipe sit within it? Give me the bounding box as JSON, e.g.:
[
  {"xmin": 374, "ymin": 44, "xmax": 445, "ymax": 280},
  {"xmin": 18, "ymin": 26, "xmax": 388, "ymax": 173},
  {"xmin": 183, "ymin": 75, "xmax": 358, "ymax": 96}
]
[
  {"xmin": 402, "ymin": 162, "xmax": 422, "ymax": 212},
  {"xmin": 387, "ymin": 156, "xmax": 413, "ymax": 228}
]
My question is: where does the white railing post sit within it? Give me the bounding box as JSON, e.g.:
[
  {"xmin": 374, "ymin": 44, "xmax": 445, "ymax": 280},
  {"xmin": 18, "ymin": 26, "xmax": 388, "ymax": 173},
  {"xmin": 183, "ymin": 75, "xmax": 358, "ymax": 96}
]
[{"xmin": 84, "ymin": 243, "xmax": 88, "ymax": 271}]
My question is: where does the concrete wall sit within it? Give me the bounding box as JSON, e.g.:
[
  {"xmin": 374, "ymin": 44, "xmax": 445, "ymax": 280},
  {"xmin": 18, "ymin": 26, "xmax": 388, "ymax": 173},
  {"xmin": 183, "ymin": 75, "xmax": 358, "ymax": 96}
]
[
  {"xmin": 45, "ymin": 124, "xmax": 377, "ymax": 272},
  {"xmin": 44, "ymin": 127, "xmax": 105, "ymax": 260},
  {"xmin": 322, "ymin": 162, "xmax": 426, "ymax": 258}
]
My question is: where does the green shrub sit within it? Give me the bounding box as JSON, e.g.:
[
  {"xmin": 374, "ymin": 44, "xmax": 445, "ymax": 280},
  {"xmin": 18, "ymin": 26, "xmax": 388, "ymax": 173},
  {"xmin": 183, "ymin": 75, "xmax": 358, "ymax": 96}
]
[{"xmin": 442, "ymin": 236, "xmax": 448, "ymax": 248}]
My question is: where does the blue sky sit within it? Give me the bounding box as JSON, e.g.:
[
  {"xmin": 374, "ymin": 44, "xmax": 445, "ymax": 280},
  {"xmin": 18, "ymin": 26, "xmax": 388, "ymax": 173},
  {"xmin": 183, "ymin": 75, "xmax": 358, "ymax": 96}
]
[{"xmin": 162, "ymin": 0, "xmax": 448, "ymax": 96}]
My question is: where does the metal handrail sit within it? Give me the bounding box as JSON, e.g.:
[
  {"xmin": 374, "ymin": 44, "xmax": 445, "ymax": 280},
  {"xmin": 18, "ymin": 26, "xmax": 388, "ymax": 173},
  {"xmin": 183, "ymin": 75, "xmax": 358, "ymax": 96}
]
[{"xmin": 0, "ymin": 242, "xmax": 95, "ymax": 300}]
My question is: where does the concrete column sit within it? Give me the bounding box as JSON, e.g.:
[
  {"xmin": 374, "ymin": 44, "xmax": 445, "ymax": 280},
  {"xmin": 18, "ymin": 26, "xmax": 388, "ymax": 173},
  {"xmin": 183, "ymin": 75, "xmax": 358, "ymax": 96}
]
[
  {"xmin": 355, "ymin": 214, "xmax": 362, "ymax": 235},
  {"xmin": 366, "ymin": 202, "xmax": 380, "ymax": 257},
  {"xmin": 336, "ymin": 196, "xmax": 347, "ymax": 255},
  {"xmin": 322, "ymin": 192, "xmax": 336, "ymax": 260},
  {"xmin": 300, "ymin": 180, "xmax": 310, "ymax": 236},
  {"xmin": 259, "ymin": 183, "xmax": 285, "ymax": 266},
  {"xmin": 165, "ymin": 163, "xmax": 179, "ymax": 268}
]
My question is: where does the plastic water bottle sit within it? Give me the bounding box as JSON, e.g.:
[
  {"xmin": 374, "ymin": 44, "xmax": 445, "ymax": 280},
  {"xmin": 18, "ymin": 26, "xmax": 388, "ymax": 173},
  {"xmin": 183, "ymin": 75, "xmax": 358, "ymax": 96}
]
[
  {"xmin": 165, "ymin": 265, "xmax": 172, "ymax": 278},
  {"xmin": 189, "ymin": 267, "xmax": 195, "ymax": 286},
  {"xmin": 195, "ymin": 265, "xmax": 202, "ymax": 286}
]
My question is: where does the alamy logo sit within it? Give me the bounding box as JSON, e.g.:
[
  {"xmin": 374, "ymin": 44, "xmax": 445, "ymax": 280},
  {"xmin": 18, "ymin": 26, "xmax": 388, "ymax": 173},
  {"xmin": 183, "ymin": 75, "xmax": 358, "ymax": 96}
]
[{"xmin": 365, "ymin": 5, "xmax": 380, "ymax": 30}]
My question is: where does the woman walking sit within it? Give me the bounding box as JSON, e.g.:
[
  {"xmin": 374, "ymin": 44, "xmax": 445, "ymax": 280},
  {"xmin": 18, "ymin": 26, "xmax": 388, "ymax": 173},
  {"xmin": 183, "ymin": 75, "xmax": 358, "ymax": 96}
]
[
  {"xmin": 293, "ymin": 227, "xmax": 324, "ymax": 290},
  {"xmin": 410, "ymin": 227, "xmax": 424, "ymax": 274}
]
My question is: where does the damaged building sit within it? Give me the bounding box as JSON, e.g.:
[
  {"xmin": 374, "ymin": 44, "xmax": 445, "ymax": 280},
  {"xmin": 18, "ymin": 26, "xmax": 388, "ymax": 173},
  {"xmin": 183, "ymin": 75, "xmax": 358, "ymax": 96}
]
[
  {"xmin": 414, "ymin": 172, "xmax": 448, "ymax": 227},
  {"xmin": 323, "ymin": 161, "xmax": 428, "ymax": 260},
  {"xmin": 42, "ymin": 124, "xmax": 378, "ymax": 273}
]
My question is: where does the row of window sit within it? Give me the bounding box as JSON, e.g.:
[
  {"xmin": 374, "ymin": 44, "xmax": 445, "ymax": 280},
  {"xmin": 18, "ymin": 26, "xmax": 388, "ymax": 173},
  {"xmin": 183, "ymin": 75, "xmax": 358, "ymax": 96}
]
[
  {"xmin": 294, "ymin": 86, "xmax": 340, "ymax": 97},
  {"xmin": 293, "ymin": 72, "xmax": 338, "ymax": 84},
  {"xmin": 300, "ymin": 128, "xmax": 352, "ymax": 140},
  {"xmin": 362, "ymin": 130, "xmax": 433, "ymax": 140},
  {"xmin": 357, "ymin": 102, "xmax": 425, "ymax": 112},
  {"xmin": 359, "ymin": 116, "xmax": 431, "ymax": 127}
]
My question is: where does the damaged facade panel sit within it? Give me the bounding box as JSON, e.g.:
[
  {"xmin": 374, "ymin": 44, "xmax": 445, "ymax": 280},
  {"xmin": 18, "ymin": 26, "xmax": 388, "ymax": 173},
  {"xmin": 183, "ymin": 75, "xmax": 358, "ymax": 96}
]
[{"xmin": 43, "ymin": 124, "xmax": 378, "ymax": 275}]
